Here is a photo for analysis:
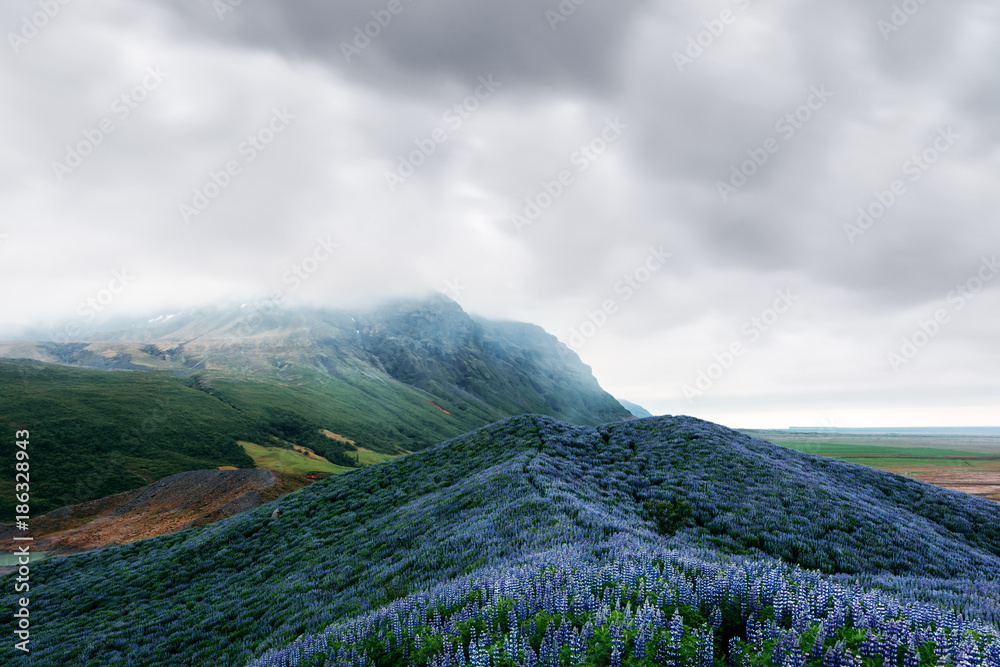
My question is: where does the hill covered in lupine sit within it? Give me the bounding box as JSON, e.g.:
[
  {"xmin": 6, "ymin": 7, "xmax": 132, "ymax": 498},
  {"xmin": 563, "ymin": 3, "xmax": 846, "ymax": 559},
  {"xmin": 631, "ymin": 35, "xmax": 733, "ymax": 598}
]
[{"xmin": 4, "ymin": 415, "xmax": 1000, "ymax": 665}]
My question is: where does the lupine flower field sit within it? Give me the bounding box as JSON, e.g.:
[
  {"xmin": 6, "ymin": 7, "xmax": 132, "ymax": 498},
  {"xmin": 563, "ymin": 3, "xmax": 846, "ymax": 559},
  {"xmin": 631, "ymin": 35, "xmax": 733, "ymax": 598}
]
[
  {"xmin": 4, "ymin": 415, "xmax": 1000, "ymax": 666},
  {"xmin": 250, "ymin": 539, "xmax": 1000, "ymax": 667}
]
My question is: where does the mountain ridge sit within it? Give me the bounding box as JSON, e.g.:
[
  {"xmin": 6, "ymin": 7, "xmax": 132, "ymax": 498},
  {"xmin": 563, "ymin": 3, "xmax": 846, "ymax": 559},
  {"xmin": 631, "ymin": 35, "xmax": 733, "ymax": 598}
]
[{"xmin": 0, "ymin": 296, "xmax": 630, "ymax": 428}]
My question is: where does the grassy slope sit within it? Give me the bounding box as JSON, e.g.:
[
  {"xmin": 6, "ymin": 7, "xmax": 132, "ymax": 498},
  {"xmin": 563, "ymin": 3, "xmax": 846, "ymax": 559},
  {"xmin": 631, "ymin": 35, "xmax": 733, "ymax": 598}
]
[
  {"xmin": 0, "ymin": 362, "xmax": 257, "ymax": 520},
  {"xmin": 0, "ymin": 355, "xmax": 607, "ymax": 519},
  {"xmin": 353, "ymin": 448, "xmax": 401, "ymax": 466},
  {"xmin": 239, "ymin": 442, "xmax": 353, "ymax": 476},
  {"xmin": 205, "ymin": 364, "xmax": 503, "ymax": 453},
  {"xmin": 0, "ymin": 360, "xmax": 480, "ymax": 520},
  {"xmin": 5, "ymin": 415, "xmax": 1000, "ymax": 666}
]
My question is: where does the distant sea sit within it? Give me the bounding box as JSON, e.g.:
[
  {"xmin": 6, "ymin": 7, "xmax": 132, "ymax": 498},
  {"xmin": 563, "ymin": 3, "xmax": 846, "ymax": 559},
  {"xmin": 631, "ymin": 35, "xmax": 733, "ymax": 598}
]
[{"xmin": 784, "ymin": 426, "xmax": 1000, "ymax": 437}]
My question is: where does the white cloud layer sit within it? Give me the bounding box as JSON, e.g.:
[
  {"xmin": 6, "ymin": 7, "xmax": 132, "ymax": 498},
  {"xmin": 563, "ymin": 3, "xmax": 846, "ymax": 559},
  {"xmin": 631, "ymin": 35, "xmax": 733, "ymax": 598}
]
[{"xmin": 2, "ymin": 0, "xmax": 998, "ymax": 427}]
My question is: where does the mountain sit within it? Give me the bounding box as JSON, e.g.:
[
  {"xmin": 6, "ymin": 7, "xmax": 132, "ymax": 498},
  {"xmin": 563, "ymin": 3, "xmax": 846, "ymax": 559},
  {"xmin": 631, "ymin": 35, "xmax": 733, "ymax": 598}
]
[
  {"xmin": 0, "ymin": 296, "xmax": 631, "ymax": 518},
  {"xmin": 6, "ymin": 296, "xmax": 628, "ymax": 427},
  {"xmin": 619, "ymin": 398, "xmax": 654, "ymax": 418},
  {"xmin": 2, "ymin": 296, "xmax": 630, "ymax": 429},
  {"xmin": 5, "ymin": 414, "xmax": 998, "ymax": 666}
]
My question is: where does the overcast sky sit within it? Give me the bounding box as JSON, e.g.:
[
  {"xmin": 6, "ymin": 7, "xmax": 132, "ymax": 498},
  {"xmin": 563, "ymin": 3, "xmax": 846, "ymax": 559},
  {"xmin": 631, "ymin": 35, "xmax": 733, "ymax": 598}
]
[{"xmin": 2, "ymin": 0, "xmax": 998, "ymax": 428}]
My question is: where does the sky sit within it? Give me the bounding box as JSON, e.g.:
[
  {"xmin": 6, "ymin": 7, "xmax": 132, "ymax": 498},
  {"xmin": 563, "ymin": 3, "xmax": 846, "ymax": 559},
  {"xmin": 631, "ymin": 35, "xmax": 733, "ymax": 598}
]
[{"xmin": 1, "ymin": 0, "xmax": 998, "ymax": 428}]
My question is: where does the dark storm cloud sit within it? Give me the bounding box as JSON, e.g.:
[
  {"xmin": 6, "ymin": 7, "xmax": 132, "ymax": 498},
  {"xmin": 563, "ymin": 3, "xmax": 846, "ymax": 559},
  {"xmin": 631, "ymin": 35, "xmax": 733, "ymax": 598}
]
[{"xmin": 159, "ymin": 0, "xmax": 648, "ymax": 93}]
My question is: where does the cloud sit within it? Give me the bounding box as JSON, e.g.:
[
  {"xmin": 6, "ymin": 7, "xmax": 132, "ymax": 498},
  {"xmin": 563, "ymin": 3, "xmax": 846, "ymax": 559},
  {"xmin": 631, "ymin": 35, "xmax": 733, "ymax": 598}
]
[
  {"xmin": 157, "ymin": 0, "xmax": 649, "ymax": 94},
  {"xmin": 1, "ymin": 0, "xmax": 998, "ymax": 427}
]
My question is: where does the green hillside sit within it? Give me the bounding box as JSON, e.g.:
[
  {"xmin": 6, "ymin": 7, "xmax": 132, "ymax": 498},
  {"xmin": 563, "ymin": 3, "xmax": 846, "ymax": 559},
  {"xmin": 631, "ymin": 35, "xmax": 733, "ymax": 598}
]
[
  {"xmin": 0, "ymin": 348, "xmax": 621, "ymax": 519},
  {"xmin": 1, "ymin": 362, "xmax": 256, "ymax": 520},
  {"xmin": 0, "ymin": 360, "xmax": 474, "ymax": 519}
]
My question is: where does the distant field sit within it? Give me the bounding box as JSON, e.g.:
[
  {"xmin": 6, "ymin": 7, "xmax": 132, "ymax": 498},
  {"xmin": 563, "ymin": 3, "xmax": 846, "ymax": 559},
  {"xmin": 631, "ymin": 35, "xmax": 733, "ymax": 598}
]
[
  {"xmin": 320, "ymin": 430, "xmax": 406, "ymax": 466},
  {"xmin": 353, "ymin": 447, "xmax": 404, "ymax": 466},
  {"xmin": 774, "ymin": 442, "xmax": 997, "ymax": 459},
  {"xmin": 239, "ymin": 441, "xmax": 352, "ymax": 477},
  {"xmin": 743, "ymin": 429, "xmax": 1000, "ymax": 503},
  {"xmin": 838, "ymin": 457, "xmax": 999, "ymax": 469}
]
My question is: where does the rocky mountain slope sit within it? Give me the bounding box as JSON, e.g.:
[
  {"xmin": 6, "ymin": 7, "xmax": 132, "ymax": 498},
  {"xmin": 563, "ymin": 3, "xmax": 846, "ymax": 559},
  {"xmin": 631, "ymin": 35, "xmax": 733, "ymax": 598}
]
[
  {"xmin": 2, "ymin": 295, "xmax": 630, "ymax": 428},
  {"xmin": 619, "ymin": 398, "xmax": 654, "ymax": 418}
]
